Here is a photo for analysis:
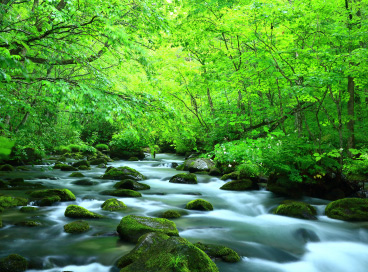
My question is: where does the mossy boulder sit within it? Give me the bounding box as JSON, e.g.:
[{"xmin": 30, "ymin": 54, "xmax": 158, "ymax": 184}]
[
  {"xmin": 117, "ymin": 232, "xmax": 219, "ymax": 272},
  {"xmin": 175, "ymin": 164, "xmax": 185, "ymax": 171},
  {"xmin": 102, "ymin": 166, "xmax": 146, "ymax": 181},
  {"xmin": 64, "ymin": 220, "xmax": 90, "ymax": 233},
  {"xmin": 114, "ymin": 179, "xmax": 150, "ymax": 191},
  {"xmin": 128, "ymin": 157, "xmax": 139, "ymax": 161},
  {"xmin": 169, "ymin": 173, "xmax": 197, "ymax": 184},
  {"xmin": 209, "ymin": 167, "xmax": 221, "ymax": 176},
  {"xmin": 101, "ymin": 198, "xmax": 127, "ymax": 211},
  {"xmin": 220, "ymin": 172, "xmax": 239, "ymax": 181},
  {"xmin": 100, "ymin": 189, "xmax": 142, "ymax": 197},
  {"xmin": 90, "ymin": 158, "xmax": 107, "ymax": 165},
  {"xmin": 95, "ymin": 144, "xmax": 109, "ymax": 151},
  {"xmin": 29, "ymin": 189, "xmax": 76, "ymax": 201},
  {"xmin": 69, "ymin": 172, "xmax": 85, "ymax": 178},
  {"xmin": 184, "ymin": 158, "xmax": 215, "ymax": 173},
  {"xmin": 38, "ymin": 195, "xmax": 61, "ymax": 206},
  {"xmin": 325, "ymin": 198, "xmax": 368, "ymax": 221},
  {"xmin": 220, "ymin": 179, "xmax": 259, "ymax": 191},
  {"xmin": 194, "ymin": 242, "xmax": 240, "ymax": 263},
  {"xmin": 19, "ymin": 206, "xmax": 38, "ymax": 213},
  {"xmin": 60, "ymin": 164, "xmax": 78, "ymax": 171},
  {"xmin": 0, "ymin": 164, "xmax": 15, "ymax": 171},
  {"xmin": 110, "ymin": 148, "xmax": 145, "ymax": 160},
  {"xmin": 0, "ymin": 180, "xmax": 8, "ymax": 188},
  {"xmin": 274, "ymin": 200, "xmax": 317, "ymax": 220},
  {"xmin": 72, "ymin": 179, "xmax": 96, "ymax": 186},
  {"xmin": 15, "ymin": 220, "xmax": 42, "ymax": 227},
  {"xmin": 78, "ymin": 165, "xmax": 91, "ymax": 170},
  {"xmin": 0, "ymin": 254, "xmax": 28, "ymax": 272},
  {"xmin": 72, "ymin": 160, "xmax": 90, "ymax": 168},
  {"xmin": 117, "ymin": 215, "xmax": 179, "ymax": 242},
  {"xmin": 64, "ymin": 204, "xmax": 103, "ymax": 219},
  {"xmin": 0, "ymin": 196, "xmax": 28, "ymax": 209},
  {"xmin": 161, "ymin": 210, "xmax": 181, "ymax": 219},
  {"xmin": 186, "ymin": 199, "xmax": 213, "ymax": 211}
]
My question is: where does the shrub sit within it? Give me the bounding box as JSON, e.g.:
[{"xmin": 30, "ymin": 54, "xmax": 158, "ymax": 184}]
[
  {"xmin": 109, "ymin": 129, "xmax": 145, "ymax": 152},
  {"xmin": 95, "ymin": 144, "xmax": 109, "ymax": 151}
]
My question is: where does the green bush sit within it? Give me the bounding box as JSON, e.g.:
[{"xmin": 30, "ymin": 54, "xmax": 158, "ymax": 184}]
[
  {"xmin": 95, "ymin": 144, "xmax": 109, "ymax": 151},
  {"xmin": 67, "ymin": 144, "xmax": 81, "ymax": 153},
  {"xmin": 110, "ymin": 129, "xmax": 145, "ymax": 152},
  {"xmin": 54, "ymin": 145, "xmax": 71, "ymax": 155}
]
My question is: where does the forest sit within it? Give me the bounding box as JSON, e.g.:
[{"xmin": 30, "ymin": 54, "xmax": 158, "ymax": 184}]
[{"xmin": 0, "ymin": 0, "xmax": 368, "ymax": 271}]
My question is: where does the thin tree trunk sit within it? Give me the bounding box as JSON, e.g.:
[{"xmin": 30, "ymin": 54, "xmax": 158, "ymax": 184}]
[{"xmin": 347, "ymin": 76, "xmax": 355, "ymax": 150}]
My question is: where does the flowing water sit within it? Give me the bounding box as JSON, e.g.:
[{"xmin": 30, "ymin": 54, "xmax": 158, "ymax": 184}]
[{"xmin": 1, "ymin": 153, "xmax": 368, "ymax": 272}]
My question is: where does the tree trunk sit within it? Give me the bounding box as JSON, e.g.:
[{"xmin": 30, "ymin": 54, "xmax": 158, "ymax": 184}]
[{"xmin": 347, "ymin": 76, "xmax": 355, "ymax": 150}]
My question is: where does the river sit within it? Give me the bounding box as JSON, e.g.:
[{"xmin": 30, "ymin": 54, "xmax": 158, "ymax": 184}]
[{"xmin": 1, "ymin": 153, "xmax": 368, "ymax": 272}]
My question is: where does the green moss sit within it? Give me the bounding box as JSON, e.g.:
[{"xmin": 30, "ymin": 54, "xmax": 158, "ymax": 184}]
[
  {"xmin": 274, "ymin": 200, "xmax": 317, "ymax": 220},
  {"xmin": 90, "ymin": 158, "xmax": 107, "ymax": 165},
  {"xmin": 68, "ymin": 144, "xmax": 82, "ymax": 152},
  {"xmin": 15, "ymin": 220, "xmax": 42, "ymax": 227},
  {"xmin": 220, "ymin": 172, "xmax": 239, "ymax": 181},
  {"xmin": 114, "ymin": 179, "xmax": 150, "ymax": 190},
  {"xmin": 128, "ymin": 157, "xmax": 139, "ymax": 161},
  {"xmin": 194, "ymin": 242, "xmax": 240, "ymax": 263},
  {"xmin": 65, "ymin": 204, "xmax": 103, "ymax": 219},
  {"xmin": 220, "ymin": 179, "xmax": 258, "ymax": 191},
  {"xmin": 0, "ymin": 196, "xmax": 28, "ymax": 208},
  {"xmin": 95, "ymin": 144, "xmax": 109, "ymax": 151},
  {"xmin": 100, "ymin": 189, "xmax": 142, "ymax": 197},
  {"xmin": 72, "ymin": 179, "xmax": 96, "ymax": 186},
  {"xmin": 185, "ymin": 199, "xmax": 213, "ymax": 211},
  {"xmin": 38, "ymin": 195, "xmax": 61, "ymax": 206},
  {"xmin": 72, "ymin": 160, "xmax": 90, "ymax": 168},
  {"xmin": 117, "ymin": 215, "xmax": 179, "ymax": 242},
  {"xmin": 102, "ymin": 166, "xmax": 146, "ymax": 181},
  {"xmin": 0, "ymin": 164, "xmax": 15, "ymax": 171},
  {"xmin": 64, "ymin": 220, "xmax": 90, "ymax": 233},
  {"xmin": 19, "ymin": 206, "xmax": 38, "ymax": 213},
  {"xmin": 325, "ymin": 198, "xmax": 368, "ymax": 221},
  {"xmin": 101, "ymin": 198, "xmax": 127, "ymax": 211},
  {"xmin": 29, "ymin": 189, "xmax": 76, "ymax": 201},
  {"xmin": 78, "ymin": 165, "xmax": 91, "ymax": 170},
  {"xmin": 176, "ymin": 164, "xmax": 185, "ymax": 171},
  {"xmin": 117, "ymin": 232, "xmax": 218, "ymax": 272},
  {"xmin": 60, "ymin": 164, "xmax": 78, "ymax": 171},
  {"xmin": 161, "ymin": 210, "xmax": 181, "ymax": 219},
  {"xmin": 69, "ymin": 172, "xmax": 85, "ymax": 178},
  {"xmin": 0, "ymin": 254, "xmax": 28, "ymax": 272},
  {"xmin": 169, "ymin": 173, "xmax": 198, "ymax": 184}
]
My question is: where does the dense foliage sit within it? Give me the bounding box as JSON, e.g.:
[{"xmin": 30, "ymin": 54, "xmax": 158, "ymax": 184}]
[{"xmin": 1, "ymin": 0, "xmax": 368, "ymax": 182}]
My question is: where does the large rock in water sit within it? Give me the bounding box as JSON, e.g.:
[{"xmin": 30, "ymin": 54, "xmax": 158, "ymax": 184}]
[
  {"xmin": 64, "ymin": 205, "xmax": 103, "ymax": 219},
  {"xmin": 114, "ymin": 179, "xmax": 150, "ymax": 190},
  {"xmin": 194, "ymin": 242, "xmax": 241, "ymax": 263},
  {"xmin": 117, "ymin": 215, "xmax": 179, "ymax": 242},
  {"xmin": 169, "ymin": 173, "xmax": 197, "ymax": 184},
  {"xmin": 29, "ymin": 189, "xmax": 76, "ymax": 201},
  {"xmin": 117, "ymin": 232, "xmax": 219, "ymax": 272},
  {"xmin": 102, "ymin": 166, "xmax": 146, "ymax": 181},
  {"xmin": 220, "ymin": 179, "xmax": 259, "ymax": 191},
  {"xmin": 0, "ymin": 254, "xmax": 28, "ymax": 272},
  {"xmin": 274, "ymin": 200, "xmax": 317, "ymax": 220},
  {"xmin": 325, "ymin": 198, "xmax": 368, "ymax": 221},
  {"xmin": 184, "ymin": 158, "xmax": 215, "ymax": 173}
]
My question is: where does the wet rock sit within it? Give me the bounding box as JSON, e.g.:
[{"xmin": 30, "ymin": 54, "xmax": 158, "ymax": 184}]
[
  {"xmin": 60, "ymin": 164, "xmax": 78, "ymax": 171},
  {"xmin": 15, "ymin": 220, "xmax": 42, "ymax": 227},
  {"xmin": 274, "ymin": 200, "xmax": 317, "ymax": 220},
  {"xmin": 78, "ymin": 165, "xmax": 91, "ymax": 170},
  {"xmin": 325, "ymin": 198, "xmax": 368, "ymax": 221},
  {"xmin": 101, "ymin": 198, "xmax": 127, "ymax": 211},
  {"xmin": 0, "ymin": 164, "xmax": 15, "ymax": 171},
  {"xmin": 114, "ymin": 179, "xmax": 150, "ymax": 191},
  {"xmin": 169, "ymin": 173, "xmax": 197, "ymax": 184},
  {"xmin": 38, "ymin": 195, "xmax": 61, "ymax": 206},
  {"xmin": 100, "ymin": 189, "xmax": 142, "ymax": 197},
  {"xmin": 293, "ymin": 228, "xmax": 320, "ymax": 243},
  {"xmin": 64, "ymin": 220, "xmax": 90, "ymax": 233},
  {"xmin": 220, "ymin": 172, "xmax": 239, "ymax": 181},
  {"xmin": 102, "ymin": 166, "xmax": 146, "ymax": 181},
  {"xmin": 69, "ymin": 172, "xmax": 85, "ymax": 178},
  {"xmin": 128, "ymin": 157, "xmax": 139, "ymax": 161},
  {"xmin": 0, "ymin": 254, "xmax": 28, "ymax": 272},
  {"xmin": 175, "ymin": 164, "xmax": 185, "ymax": 171},
  {"xmin": 64, "ymin": 204, "xmax": 103, "ymax": 219},
  {"xmin": 209, "ymin": 167, "xmax": 221, "ymax": 176},
  {"xmin": 194, "ymin": 242, "xmax": 241, "ymax": 263},
  {"xmin": 220, "ymin": 179, "xmax": 259, "ymax": 191},
  {"xmin": 184, "ymin": 158, "xmax": 215, "ymax": 173},
  {"xmin": 72, "ymin": 160, "xmax": 90, "ymax": 168},
  {"xmin": 117, "ymin": 215, "xmax": 179, "ymax": 242},
  {"xmin": 0, "ymin": 196, "xmax": 28, "ymax": 209},
  {"xmin": 185, "ymin": 199, "xmax": 213, "ymax": 211},
  {"xmin": 29, "ymin": 189, "xmax": 76, "ymax": 201},
  {"xmin": 116, "ymin": 232, "xmax": 219, "ymax": 272},
  {"xmin": 72, "ymin": 179, "xmax": 96, "ymax": 186},
  {"xmin": 90, "ymin": 158, "xmax": 107, "ymax": 165},
  {"xmin": 19, "ymin": 206, "xmax": 38, "ymax": 213},
  {"xmin": 160, "ymin": 210, "xmax": 181, "ymax": 219}
]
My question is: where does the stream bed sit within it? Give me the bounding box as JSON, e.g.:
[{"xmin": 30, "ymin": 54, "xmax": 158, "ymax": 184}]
[{"xmin": 1, "ymin": 153, "xmax": 368, "ymax": 272}]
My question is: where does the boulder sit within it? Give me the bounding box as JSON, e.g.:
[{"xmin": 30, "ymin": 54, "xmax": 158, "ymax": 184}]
[
  {"xmin": 64, "ymin": 220, "xmax": 90, "ymax": 233},
  {"xmin": 72, "ymin": 160, "xmax": 90, "ymax": 168},
  {"xmin": 69, "ymin": 172, "xmax": 85, "ymax": 178},
  {"xmin": 114, "ymin": 179, "xmax": 150, "ymax": 190},
  {"xmin": 101, "ymin": 198, "xmax": 127, "ymax": 211},
  {"xmin": 60, "ymin": 164, "xmax": 78, "ymax": 171},
  {"xmin": 185, "ymin": 199, "xmax": 213, "ymax": 211},
  {"xmin": 169, "ymin": 173, "xmax": 197, "ymax": 184},
  {"xmin": 102, "ymin": 166, "xmax": 146, "ymax": 181},
  {"xmin": 220, "ymin": 172, "xmax": 239, "ymax": 181},
  {"xmin": 117, "ymin": 232, "xmax": 219, "ymax": 272},
  {"xmin": 0, "ymin": 164, "xmax": 15, "ymax": 171},
  {"xmin": 274, "ymin": 200, "xmax": 317, "ymax": 220},
  {"xmin": 110, "ymin": 148, "xmax": 145, "ymax": 160},
  {"xmin": 78, "ymin": 165, "xmax": 91, "ymax": 170},
  {"xmin": 72, "ymin": 179, "xmax": 96, "ymax": 186},
  {"xmin": 128, "ymin": 157, "xmax": 139, "ymax": 161},
  {"xmin": 0, "ymin": 254, "xmax": 28, "ymax": 272},
  {"xmin": 184, "ymin": 158, "xmax": 215, "ymax": 173},
  {"xmin": 29, "ymin": 189, "xmax": 76, "ymax": 201},
  {"xmin": 161, "ymin": 210, "xmax": 181, "ymax": 219},
  {"xmin": 90, "ymin": 158, "xmax": 107, "ymax": 165},
  {"xmin": 100, "ymin": 189, "xmax": 142, "ymax": 197},
  {"xmin": 220, "ymin": 179, "xmax": 259, "ymax": 191},
  {"xmin": 117, "ymin": 215, "xmax": 179, "ymax": 242},
  {"xmin": 0, "ymin": 196, "xmax": 28, "ymax": 209},
  {"xmin": 194, "ymin": 242, "xmax": 241, "ymax": 263},
  {"xmin": 64, "ymin": 204, "xmax": 103, "ymax": 219},
  {"xmin": 19, "ymin": 206, "xmax": 38, "ymax": 213},
  {"xmin": 325, "ymin": 198, "xmax": 368, "ymax": 221},
  {"xmin": 38, "ymin": 195, "xmax": 61, "ymax": 206},
  {"xmin": 209, "ymin": 167, "xmax": 221, "ymax": 176},
  {"xmin": 15, "ymin": 220, "xmax": 42, "ymax": 227}
]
